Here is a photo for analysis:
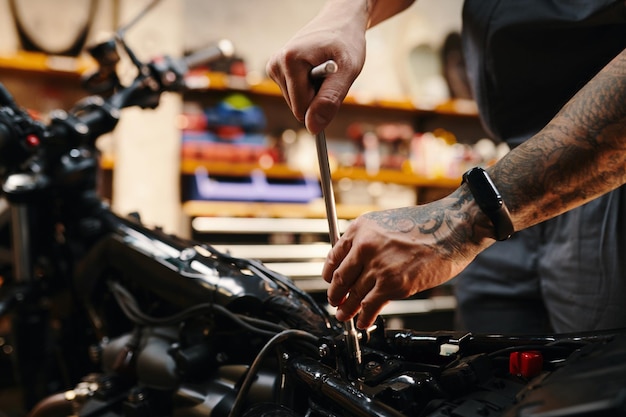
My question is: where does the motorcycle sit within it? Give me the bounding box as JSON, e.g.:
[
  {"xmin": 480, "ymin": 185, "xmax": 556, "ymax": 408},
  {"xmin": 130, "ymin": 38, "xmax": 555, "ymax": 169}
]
[{"xmin": 1, "ymin": 4, "xmax": 626, "ymax": 417}]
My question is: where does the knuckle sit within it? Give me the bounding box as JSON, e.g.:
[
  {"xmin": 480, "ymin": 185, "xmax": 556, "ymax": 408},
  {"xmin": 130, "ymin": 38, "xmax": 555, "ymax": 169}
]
[
  {"xmin": 265, "ymin": 59, "xmax": 277, "ymax": 79},
  {"xmin": 331, "ymin": 269, "xmax": 347, "ymax": 287},
  {"xmin": 359, "ymin": 298, "xmax": 378, "ymax": 314}
]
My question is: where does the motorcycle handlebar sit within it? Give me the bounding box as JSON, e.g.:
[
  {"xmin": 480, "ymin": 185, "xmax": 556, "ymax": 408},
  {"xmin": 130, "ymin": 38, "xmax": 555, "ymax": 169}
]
[
  {"xmin": 83, "ymin": 40, "xmax": 234, "ymax": 133},
  {"xmin": 183, "ymin": 39, "xmax": 234, "ymax": 70},
  {"xmin": 84, "ymin": 40, "xmax": 234, "ymax": 134},
  {"xmin": 0, "ymin": 39, "xmax": 236, "ymax": 163}
]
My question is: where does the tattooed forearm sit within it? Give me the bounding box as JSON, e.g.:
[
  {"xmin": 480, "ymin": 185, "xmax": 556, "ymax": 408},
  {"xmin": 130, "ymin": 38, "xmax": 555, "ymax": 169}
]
[
  {"xmin": 363, "ymin": 187, "xmax": 488, "ymax": 258},
  {"xmin": 356, "ymin": 49, "xmax": 625, "ymax": 266},
  {"xmin": 364, "ymin": 210, "xmax": 420, "ymax": 233},
  {"xmin": 492, "ymin": 48, "xmax": 626, "ymax": 230}
]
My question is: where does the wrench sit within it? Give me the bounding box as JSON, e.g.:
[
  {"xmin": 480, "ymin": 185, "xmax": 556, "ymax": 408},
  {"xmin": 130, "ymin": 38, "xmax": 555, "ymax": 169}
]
[{"xmin": 310, "ymin": 60, "xmax": 362, "ymax": 378}]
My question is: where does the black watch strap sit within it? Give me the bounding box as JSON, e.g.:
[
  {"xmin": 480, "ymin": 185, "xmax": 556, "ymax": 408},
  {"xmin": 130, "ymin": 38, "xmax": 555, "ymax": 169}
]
[{"xmin": 462, "ymin": 167, "xmax": 514, "ymax": 241}]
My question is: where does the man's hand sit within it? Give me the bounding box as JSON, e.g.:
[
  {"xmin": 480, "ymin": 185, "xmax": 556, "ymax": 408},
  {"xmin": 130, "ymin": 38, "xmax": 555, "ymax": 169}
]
[
  {"xmin": 265, "ymin": 0, "xmax": 369, "ymax": 134},
  {"xmin": 322, "ymin": 191, "xmax": 495, "ymax": 329}
]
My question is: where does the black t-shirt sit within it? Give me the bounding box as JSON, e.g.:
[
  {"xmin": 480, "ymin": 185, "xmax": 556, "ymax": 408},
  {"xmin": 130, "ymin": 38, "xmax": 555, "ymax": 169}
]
[{"xmin": 462, "ymin": 0, "xmax": 626, "ymax": 147}]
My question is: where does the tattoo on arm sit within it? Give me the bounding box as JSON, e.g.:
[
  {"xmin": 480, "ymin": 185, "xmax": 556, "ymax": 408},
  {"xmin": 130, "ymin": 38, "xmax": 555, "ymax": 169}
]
[
  {"xmin": 493, "ymin": 49, "xmax": 626, "ymax": 228},
  {"xmin": 361, "ymin": 49, "xmax": 626, "ymax": 258},
  {"xmin": 363, "ymin": 187, "xmax": 486, "ymax": 258}
]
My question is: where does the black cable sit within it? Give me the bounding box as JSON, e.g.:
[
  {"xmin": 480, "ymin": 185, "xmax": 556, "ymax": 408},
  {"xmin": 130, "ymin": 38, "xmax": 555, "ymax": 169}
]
[
  {"xmin": 227, "ymin": 329, "xmax": 320, "ymax": 417},
  {"xmin": 109, "ymin": 281, "xmax": 281, "ymax": 338}
]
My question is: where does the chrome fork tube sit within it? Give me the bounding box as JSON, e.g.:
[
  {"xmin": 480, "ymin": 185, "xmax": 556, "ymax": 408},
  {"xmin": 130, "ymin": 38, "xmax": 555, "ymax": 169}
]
[{"xmin": 10, "ymin": 204, "xmax": 32, "ymax": 283}]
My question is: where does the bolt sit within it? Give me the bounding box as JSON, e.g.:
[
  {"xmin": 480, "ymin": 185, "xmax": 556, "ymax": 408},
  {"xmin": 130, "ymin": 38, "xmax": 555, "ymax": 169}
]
[
  {"xmin": 128, "ymin": 388, "xmax": 145, "ymax": 403},
  {"xmin": 318, "ymin": 344, "xmax": 329, "ymax": 358},
  {"xmin": 179, "ymin": 247, "xmax": 196, "ymax": 261},
  {"xmin": 75, "ymin": 123, "xmax": 89, "ymax": 135}
]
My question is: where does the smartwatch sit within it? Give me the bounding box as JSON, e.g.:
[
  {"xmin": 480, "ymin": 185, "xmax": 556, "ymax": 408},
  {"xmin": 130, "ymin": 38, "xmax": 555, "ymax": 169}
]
[{"xmin": 462, "ymin": 167, "xmax": 514, "ymax": 241}]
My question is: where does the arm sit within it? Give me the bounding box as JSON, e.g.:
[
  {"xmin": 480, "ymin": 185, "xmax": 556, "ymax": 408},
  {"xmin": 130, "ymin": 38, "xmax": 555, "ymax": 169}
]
[
  {"xmin": 323, "ymin": 47, "xmax": 626, "ymax": 329},
  {"xmin": 367, "ymin": 0, "xmax": 416, "ymax": 28},
  {"xmin": 265, "ymin": 0, "xmax": 415, "ymax": 134},
  {"xmin": 497, "ymin": 49, "xmax": 626, "ymax": 229}
]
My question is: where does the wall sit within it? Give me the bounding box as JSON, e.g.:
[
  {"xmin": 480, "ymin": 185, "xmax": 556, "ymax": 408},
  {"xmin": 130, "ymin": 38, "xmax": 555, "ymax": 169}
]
[{"xmin": 111, "ymin": 0, "xmax": 184, "ymax": 235}]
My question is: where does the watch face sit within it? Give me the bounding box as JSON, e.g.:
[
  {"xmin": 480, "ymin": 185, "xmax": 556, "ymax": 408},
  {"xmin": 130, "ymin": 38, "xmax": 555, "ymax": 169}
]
[
  {"xmin": 9, "ymin": 0, "xmax": 96, "ymax": 56},
  {"xmin": 466, "ymin": 168, "xmax": 503, "ymax": 211}
]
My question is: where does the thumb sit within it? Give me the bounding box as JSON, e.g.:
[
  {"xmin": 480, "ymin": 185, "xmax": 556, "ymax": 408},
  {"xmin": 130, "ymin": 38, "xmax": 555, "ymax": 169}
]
[{"xmin": 304, "ymin": 76, "xmax": 348, "ymax": 134}]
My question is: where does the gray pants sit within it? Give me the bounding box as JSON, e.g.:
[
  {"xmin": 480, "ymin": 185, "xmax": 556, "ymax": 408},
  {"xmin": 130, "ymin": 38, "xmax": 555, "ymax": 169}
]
[{"xmin": 455, "ymin": 186, "xmax": 626, "ymax": 334}]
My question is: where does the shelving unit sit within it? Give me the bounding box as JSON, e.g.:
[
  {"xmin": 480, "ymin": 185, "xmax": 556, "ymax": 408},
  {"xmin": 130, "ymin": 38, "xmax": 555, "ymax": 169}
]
[
  {"xmin": 183, "ymin": 70, "xmax": 485, "ymax": 145},
  {"xmin": 180, "ymin": 69, "xmax": 484, "ymax": 220},
  {"xmin": 0, "ymin": 52, "xmax": 481, "ymax": 220},
  {"xmin": 0, "ymin": 51, "xmax": 94, "ymax": 112},
  {"xmin": 0, "ymin": 51, "xmax": 474, "ymax": 199}
]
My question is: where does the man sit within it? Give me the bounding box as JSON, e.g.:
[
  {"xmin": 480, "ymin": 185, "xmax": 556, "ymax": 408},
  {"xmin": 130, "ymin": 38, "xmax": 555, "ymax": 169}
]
[{"xmin": 266, "ymin": 0, "xmax": 626, "ymax": 333}]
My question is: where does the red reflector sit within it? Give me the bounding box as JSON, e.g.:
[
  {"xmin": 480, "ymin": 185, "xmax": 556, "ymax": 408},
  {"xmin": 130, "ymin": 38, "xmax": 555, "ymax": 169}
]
[
  {"xmin": 509, "ymin": 350, "xmax": 543, "ymax": 378},
  {"xmin": 25, "ymin": 134, "xmax": 40, "ymax": 147}
]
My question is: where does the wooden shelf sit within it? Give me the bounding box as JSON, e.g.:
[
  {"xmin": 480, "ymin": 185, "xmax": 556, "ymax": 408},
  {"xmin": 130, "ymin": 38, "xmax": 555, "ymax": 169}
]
[
  {"xmin": 103, "ymin": 157, "xmax": 461, "ymax": 189},
  {"xmin": 0, "ymin": 51, "xmax": 95, "ymax": 77},
  {"xmin": 100, "ymin": 155, "xmax": 115, "ymax": 170},
  {"xmin": 332, "ymin": 166, "xmax": 460, "ymax": 189},
  {"xmin": 183, "ymin": 200, "xmax": 379, "ymax": 220},
  {"xmin": 0, "ymin": 54, "xmax": 477, "ymax": 116},
  {"xmin": 185, "ymin": 70, "xmax": 479, "ymax": 118},
  {"xmin": 181, "ymin": 159, "xmax": 460, "ymax": 188},
  {"xmin": 180, "ymin": 159, "xmax": 307, "ymax": 179}
]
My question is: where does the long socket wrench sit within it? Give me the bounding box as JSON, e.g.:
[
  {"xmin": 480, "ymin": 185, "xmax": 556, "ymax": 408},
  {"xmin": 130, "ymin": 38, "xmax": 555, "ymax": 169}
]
[{"xmin": 310, "ymin": 60, "xmax": 362, "ymax": 378}]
